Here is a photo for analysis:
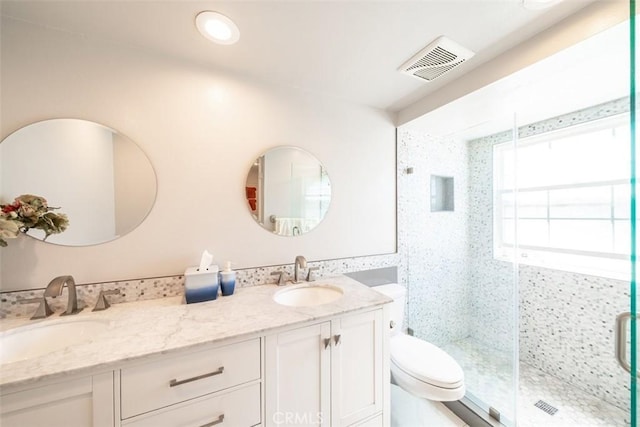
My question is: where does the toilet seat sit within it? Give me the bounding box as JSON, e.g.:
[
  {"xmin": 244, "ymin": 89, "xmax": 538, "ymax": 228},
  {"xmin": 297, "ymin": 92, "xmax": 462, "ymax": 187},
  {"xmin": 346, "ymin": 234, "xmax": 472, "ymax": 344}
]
[{"xmin": 390, "ymin": 334, "xmax": 465, "ymax": 401}]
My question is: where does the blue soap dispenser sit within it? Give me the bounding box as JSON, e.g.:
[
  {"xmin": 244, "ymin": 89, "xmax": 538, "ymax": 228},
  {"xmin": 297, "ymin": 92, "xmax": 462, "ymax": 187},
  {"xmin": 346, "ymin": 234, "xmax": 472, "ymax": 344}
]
[{"xmin": 220, "ymin": 261, "xmax": 236, "ymax": 296}]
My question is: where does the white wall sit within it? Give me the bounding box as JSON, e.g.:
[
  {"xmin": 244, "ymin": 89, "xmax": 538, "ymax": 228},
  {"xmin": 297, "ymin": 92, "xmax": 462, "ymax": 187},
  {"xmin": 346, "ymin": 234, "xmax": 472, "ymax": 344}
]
[{"xmin": 0, "ymin": 17, "xmax": 396, "ymax": 291}]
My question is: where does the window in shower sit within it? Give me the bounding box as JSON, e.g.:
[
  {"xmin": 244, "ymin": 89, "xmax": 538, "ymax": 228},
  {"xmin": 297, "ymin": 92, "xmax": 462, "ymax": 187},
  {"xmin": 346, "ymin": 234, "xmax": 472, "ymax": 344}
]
[{"xmin": 493, "ymin": 113, "xmax": 630, "ymax": 279}]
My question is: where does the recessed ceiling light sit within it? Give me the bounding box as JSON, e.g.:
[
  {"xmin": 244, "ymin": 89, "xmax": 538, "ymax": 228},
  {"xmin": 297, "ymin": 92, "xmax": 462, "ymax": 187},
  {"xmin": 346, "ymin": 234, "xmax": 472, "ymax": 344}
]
[
  {"xmin": 195, "ymin": 11, "xmax": 240, "ymax": 45},
  {"xmin": 522, "ymin": 0, "xmax": 562, "ymax": 10}
]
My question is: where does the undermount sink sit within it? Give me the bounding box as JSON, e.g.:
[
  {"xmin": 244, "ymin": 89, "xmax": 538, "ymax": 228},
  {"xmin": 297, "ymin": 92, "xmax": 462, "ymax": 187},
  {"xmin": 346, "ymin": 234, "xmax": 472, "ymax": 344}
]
[
  {"xmin": 0, "ymin": 318, "xmax": 111, "ymax": 364},
  {"xmin": 273, "ymin": 284, "xmax": 344, "ymax": 307}
]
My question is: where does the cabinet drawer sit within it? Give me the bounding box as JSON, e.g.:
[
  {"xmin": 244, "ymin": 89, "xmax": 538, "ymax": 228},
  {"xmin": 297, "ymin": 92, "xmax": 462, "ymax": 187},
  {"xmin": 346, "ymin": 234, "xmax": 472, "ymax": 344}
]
[
  {"xmin": 123, "ymin": 382, "xmax": 261, "ymax": 427},
  {"xmin": 121, "ymin": 338, "xmax": 260, "ymax": 419}
]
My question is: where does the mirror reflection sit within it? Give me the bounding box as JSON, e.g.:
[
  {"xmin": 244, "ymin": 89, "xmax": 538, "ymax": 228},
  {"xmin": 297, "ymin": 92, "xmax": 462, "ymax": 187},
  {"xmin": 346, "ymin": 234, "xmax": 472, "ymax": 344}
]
[
  {"xmin": 0, "ymin": 119, "xmax": 157, "ymax": 246},
  {"xmin": 246, "ymin": 146, "xmax": 331, "ymax": 236}
]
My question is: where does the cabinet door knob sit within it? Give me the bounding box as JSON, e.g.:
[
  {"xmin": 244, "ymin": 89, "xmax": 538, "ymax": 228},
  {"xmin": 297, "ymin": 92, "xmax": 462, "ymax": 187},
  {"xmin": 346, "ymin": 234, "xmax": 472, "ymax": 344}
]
[
  {"xmin": 200, "ymin": 414, "xmax": 225, "ymax": 427},
  {"xmin": 334, "ymin": 334, "xmax": 341, "ymax": 346},
  {"xmin": 323, "ymin": 338, "xmax": 331, "ymax": 349}
]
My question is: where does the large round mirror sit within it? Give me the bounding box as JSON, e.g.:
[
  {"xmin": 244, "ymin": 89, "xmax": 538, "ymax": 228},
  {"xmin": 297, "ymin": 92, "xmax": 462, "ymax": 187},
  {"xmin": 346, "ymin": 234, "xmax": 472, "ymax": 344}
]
[
  {"xmin": 0, "ymin": 119, "xmax": 157, "ymax": 246},
  {"xmin": 246, "ymin": 147, "xmax": 331, "ymax": 236}
]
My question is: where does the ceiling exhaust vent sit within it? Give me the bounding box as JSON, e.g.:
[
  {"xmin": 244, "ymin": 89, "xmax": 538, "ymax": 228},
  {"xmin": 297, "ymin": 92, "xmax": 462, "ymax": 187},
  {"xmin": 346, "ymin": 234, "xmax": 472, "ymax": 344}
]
[{"xmin": 399, "ymin": 36, "xmax": 475, "ymax": 82}]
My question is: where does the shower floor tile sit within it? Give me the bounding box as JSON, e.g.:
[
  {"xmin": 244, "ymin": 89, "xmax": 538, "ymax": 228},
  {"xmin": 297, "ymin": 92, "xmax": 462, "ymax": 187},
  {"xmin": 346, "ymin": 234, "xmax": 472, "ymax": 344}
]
[
  {"xmin": 517, "ymin": 363, "xmax": 629, "ymax": 427},
  {"xmin": 442, "ymin": 338, "xmax": 629, "ymax": 427}
]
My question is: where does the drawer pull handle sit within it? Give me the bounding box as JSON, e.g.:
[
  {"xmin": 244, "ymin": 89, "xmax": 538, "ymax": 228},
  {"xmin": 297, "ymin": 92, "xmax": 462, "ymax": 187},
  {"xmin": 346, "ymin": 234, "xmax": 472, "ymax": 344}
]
[
  {"xmin": 200, "ymin": 414, "xmax": 225, "ymax": 427},
  {"xmin": 169, "ymin": 366, "xmax": 224, "ymax": 387},
  {"xmin": 334, "ymin": 334, "xmax": 341, "ymax": 346},
  {"xmin": 323, "ymin": 338, "xmax": 331, "ymax": 349}
]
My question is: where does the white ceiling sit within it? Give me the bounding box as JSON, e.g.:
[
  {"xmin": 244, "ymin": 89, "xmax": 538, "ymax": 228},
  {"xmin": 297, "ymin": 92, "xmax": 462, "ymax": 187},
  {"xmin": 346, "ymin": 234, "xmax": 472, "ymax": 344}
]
[
  {"xmin": 1, "ymin": 0, "xmax": 596, "ymax": 114},
  {"xmin": 404, "ymin": 18, "xmax": 630, "ymax": 139}
]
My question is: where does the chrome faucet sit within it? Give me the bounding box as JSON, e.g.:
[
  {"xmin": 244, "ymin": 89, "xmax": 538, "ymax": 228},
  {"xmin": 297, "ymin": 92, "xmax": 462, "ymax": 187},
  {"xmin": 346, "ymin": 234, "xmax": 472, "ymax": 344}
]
[
  {"xmin": 294, "ymin": 255, "xmax": 307, "ymax": 283},
  {"xmin": 45, "ymin": 275, "xmax": 82, "ymax": 316}
]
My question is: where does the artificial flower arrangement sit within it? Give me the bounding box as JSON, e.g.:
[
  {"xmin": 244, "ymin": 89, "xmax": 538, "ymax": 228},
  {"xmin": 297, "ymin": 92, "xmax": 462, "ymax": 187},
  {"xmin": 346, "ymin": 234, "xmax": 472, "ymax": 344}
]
[{"xmin": 0, "ymin": 194, "xmax": 69, "ymax": 247}]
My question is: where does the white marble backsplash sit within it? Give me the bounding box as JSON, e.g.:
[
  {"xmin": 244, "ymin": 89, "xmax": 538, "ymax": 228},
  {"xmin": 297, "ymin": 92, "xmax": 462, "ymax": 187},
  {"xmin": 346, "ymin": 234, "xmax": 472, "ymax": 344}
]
[{"xmin": 0, "ymin": 253, "xmax": 400, "ymax": 319}]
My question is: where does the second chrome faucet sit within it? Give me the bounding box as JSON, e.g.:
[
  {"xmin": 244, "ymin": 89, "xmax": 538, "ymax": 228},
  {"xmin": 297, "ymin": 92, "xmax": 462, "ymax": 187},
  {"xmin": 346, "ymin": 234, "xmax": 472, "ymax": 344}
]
[
  {"xmin": 22, "ymin": 275, "xmax": 122, "ymax": 319},
  {"xmin": 294, "ymin": 255, "xmax": 307, "ymax": 283},
  {"xmin": 271, "ymin": 255, "xmax": 309, "ymax": 285},
  {"xmin": 45, "ymin": 275, "xmax": 82, "ymax": 316},
  {"xmin": 21, "ymin": 275, "xmax": 83, "ymax": 319}
]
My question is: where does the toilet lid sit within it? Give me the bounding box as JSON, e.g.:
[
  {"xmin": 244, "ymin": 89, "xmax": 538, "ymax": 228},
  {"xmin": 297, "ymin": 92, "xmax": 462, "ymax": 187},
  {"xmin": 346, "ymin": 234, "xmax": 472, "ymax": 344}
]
[{"xmin": 390, "ymin": 334, "xmax": 464, "ymax": 389}]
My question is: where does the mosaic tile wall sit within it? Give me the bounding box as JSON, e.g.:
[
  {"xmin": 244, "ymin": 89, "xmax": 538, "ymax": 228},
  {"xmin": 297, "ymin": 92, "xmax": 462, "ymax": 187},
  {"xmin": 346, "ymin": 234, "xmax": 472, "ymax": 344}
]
[
  {"xmin": 0, "ymin": 252, "xmax": 401, "ymax": 319},
  {"xmin": 397, "ymin": 130, "xmax": 471, "ymax": 347},
  {"xmin": 519, "ymin": 265, "xmax": 630, "ymax": 412}
]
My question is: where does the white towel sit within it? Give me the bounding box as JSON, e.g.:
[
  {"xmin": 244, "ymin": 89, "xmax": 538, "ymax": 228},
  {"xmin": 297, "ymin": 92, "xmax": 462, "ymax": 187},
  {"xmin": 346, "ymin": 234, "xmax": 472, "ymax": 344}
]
[{"xmin": 273, "ymin": 217, "xmax": 319, "ymax": 236}]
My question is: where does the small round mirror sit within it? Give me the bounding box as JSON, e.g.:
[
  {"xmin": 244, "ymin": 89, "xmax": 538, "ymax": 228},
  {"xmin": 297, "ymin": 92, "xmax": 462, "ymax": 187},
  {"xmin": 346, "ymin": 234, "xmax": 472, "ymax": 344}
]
[
  {"xmin": 245, "ymin": 146, "xmax": 331, "ymax": 236},
  {"xmin": 0, "ymin": 119, "xmax": 157, "ymax": 246}
]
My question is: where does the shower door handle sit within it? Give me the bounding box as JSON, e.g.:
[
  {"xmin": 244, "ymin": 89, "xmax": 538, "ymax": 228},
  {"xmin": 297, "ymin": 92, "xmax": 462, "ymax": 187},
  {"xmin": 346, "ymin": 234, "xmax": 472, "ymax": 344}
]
[{"xmin": 615, "ymin": 311, "xmax": 632, "ymax": 374}]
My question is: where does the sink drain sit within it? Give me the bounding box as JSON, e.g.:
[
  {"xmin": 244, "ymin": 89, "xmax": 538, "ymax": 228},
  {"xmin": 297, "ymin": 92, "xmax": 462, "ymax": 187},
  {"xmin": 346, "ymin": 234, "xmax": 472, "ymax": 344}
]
[{"xmin": 534, "ymin": 400, "xmax": 558, "ymax": 416}]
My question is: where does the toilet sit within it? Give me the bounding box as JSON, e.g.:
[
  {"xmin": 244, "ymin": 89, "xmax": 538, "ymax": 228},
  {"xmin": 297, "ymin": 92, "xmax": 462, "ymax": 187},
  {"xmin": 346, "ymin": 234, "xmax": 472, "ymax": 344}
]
[{"xmin": 374, "ymin": 283, "xmax": 465, "ymax": 401}]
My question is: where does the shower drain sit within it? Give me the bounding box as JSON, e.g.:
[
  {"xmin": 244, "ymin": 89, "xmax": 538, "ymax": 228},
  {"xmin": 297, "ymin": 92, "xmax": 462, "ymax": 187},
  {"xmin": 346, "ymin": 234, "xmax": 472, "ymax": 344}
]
[{"xmin": 534, "ymin": 400, "xmax": 559, "ymax": 416}]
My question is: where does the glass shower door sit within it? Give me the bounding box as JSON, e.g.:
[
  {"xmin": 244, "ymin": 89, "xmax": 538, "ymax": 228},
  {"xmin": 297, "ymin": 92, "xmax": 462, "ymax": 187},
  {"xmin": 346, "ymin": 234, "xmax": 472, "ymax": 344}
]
[
  {"xmin": 462, "ymin": 114, "xmax": 520, "ymax": 426},
  {"xmin": 399, "ymin": 111, "xmax": 520, "ymax": 426},
  {"xmin": 631, "ymin": 2, "xmax": 638, "ymax": 425}
]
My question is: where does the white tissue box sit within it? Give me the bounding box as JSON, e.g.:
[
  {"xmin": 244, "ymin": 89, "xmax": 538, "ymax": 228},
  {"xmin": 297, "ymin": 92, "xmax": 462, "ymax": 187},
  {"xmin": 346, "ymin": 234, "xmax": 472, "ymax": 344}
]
[{"xmin": 184, "ymin": 265, "xmax": 219, "ymax": 304}]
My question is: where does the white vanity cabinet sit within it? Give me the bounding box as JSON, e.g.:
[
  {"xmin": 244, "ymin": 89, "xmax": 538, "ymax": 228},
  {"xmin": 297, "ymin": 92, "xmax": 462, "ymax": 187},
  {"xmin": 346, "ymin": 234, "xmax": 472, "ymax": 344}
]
[
  {"xmin": 0, "ymin": 372, "xmax": 114, "ymax": 427},
  {"xmin": 265, "ymin": 308, "xmax": 386, "ymax": 427},
  {"xmin": 0, "ymin": 282, "xmax": 390, "ymax": 427}
]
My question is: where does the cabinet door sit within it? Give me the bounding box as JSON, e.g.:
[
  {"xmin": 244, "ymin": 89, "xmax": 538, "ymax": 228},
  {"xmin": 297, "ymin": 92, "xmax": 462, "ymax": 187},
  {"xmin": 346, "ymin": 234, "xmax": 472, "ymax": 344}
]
[
  {"xmin": 332, "ymin": 310, "xmax": 383, "ymax": 426},
  {"xmin": 0, "ymin": 372, "xmax": 114, "ymax": 427},
  {"xmin": 265, "ymin": 322, "xmax": 331, "ymax": 427}
]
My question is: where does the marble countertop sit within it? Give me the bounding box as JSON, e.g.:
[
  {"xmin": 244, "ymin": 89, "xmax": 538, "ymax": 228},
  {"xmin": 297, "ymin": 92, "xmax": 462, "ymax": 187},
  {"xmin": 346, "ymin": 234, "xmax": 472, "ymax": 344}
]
[{"xmin": 0, "ymin": 275, "xmax": 391, "ymax": 390}]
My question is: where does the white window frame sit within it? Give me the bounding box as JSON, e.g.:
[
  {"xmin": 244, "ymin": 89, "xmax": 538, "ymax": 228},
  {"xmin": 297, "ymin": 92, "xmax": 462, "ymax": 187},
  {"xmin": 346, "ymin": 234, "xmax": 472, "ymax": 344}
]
[{"xmin": 493, "ymin": 114, "xmax": 631, "ymax": 281}]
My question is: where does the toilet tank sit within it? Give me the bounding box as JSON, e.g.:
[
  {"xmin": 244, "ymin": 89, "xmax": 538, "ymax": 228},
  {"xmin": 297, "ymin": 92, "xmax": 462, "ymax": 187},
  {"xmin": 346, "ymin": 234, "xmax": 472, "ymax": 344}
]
[{"xmin": 372, "ymin": 283, "xmax": 406, "ymax": 335}]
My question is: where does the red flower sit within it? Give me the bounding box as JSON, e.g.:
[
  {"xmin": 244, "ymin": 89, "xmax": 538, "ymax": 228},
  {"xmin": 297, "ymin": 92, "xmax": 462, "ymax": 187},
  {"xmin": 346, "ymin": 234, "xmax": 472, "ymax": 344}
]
[{"xmin": 1, "ymin": 202, "xmax": 21, "ymax": 214}]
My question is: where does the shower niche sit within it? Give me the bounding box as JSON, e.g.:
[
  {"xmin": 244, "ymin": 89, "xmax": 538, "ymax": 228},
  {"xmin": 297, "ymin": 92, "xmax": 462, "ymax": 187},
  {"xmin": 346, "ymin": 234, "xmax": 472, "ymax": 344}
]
[{"xmin": 430, "ymin": 175, "xmax": 454, "ymax": 212}]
